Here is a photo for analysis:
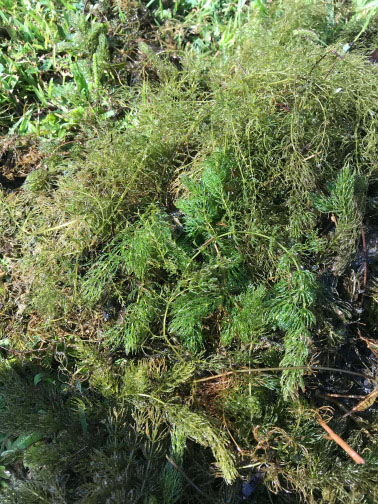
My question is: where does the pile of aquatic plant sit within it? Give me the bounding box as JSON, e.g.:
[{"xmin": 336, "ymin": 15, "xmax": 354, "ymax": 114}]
[{"xmin": 0, "ymin": 1, "xmax": 377, "ymax": 502}]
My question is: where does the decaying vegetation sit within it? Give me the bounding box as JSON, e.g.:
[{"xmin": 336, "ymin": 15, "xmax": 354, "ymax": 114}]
[{"xmin": 0, "ymin": 1, "xmax": 377, "ymax": 502}]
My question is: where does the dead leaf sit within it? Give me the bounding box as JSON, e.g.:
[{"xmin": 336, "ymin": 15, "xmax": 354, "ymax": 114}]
[
  {"xmin": 343, "ymin": 387, "xmax": 378, "ymax": 417},
  {"xmin": 358, "ymin": 329, "xmax": 378, "ymax": 358}
]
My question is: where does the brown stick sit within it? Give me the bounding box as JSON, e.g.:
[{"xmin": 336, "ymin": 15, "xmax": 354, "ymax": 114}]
[
  {"xmin": 325, "ymin": 392, "xmax": 365, "ymax": 399},
  {"xmin": 199, "ymin": 236, "xmax": 215, "ymax": 248},
  {"xmin": 317, "ymin": 418, "xmax": 365, "ymax": 464}
]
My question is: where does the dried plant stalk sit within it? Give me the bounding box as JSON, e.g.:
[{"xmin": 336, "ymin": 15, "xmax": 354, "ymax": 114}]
[{"xmin": 317, "ymin": 417, "xmax": 365, "ymax": 465}]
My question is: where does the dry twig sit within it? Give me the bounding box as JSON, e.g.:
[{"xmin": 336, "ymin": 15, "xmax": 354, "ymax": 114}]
[{"xmin": 316, "ymin": 415, "xmax": 365, "ymax": 464}]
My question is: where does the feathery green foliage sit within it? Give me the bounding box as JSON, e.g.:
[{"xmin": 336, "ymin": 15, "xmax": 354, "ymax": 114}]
[{"xmin": 312, "ymin": 166, "xmax": 366, "ymax": 273}]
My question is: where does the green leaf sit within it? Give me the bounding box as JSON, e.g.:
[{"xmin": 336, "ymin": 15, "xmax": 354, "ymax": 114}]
[
  {"xmin": 0, "ymin": 465, "xmax": 10, "ymax": 480},
  {"xmin": 10, "ymin": 432, "xmax": 41, "ymax": 451},
  {"xmin": 34, "ymin": 373, "xmax": 55, "ymax": 386}
]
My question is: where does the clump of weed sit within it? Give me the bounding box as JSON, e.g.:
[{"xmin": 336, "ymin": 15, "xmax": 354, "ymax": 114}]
[{"xmin": 0, "ymin": 1, "xmax": 377, "ymax": 502}]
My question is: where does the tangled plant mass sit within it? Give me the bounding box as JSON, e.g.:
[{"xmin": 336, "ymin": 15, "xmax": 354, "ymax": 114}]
[{"xmin": 0, "ymin": 1, "xmax": 377, "ymax": 502}]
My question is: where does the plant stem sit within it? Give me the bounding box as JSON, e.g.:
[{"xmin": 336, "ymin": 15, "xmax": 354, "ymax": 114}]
[
  {"xmin": 193, "ymin": 365, "xmax": 374, "ymax": 384},
  {"xmin": 187, "ymin": 230, "xmax": 301, "ymax": 270}
]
